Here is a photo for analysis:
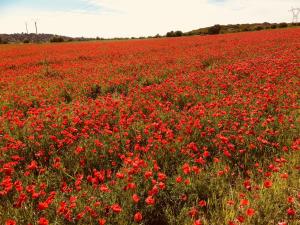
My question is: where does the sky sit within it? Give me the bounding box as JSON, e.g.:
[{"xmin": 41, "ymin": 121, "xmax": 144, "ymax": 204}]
[{"xmin": 0, "ymin": 0, "xmax": 299, "ymax": 38}]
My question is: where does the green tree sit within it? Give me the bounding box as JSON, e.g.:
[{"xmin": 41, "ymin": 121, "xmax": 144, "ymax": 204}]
[{"xmin": 208, "ymin": 24, "xmax": 221, "ymax": 35}]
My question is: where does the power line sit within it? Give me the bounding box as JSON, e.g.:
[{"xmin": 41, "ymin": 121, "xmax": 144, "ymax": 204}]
[{"xmin": 289, "ymin": 7, "xmax": 300, "ymax": 23}]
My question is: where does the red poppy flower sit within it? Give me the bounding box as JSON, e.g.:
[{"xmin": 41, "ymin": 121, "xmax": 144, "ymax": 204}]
[
  {"xmin": 134, "ymin": 212, "xmax": 143, "ymax": 222},
  {"xmin": 5, "ymin": 219, "xmax": 16, "ymax": 225},
  {"xmin": 111, "ymin": 204, "xmax": 122, "ymax": 213},
  {"xmin": 132, "ymin": 194, "xmax": 140, "ymax": 203},
  {"xmin": 287, "ymin": 208, "xmax": 296, "ymax": 216},
  {"xmin": 198, "ymin": 200, "xmax": 206, "ymax": 207},
  {"xmin": 237, "ymin": 215, "xmax": 245, "ymax": 223},
  {"xmin": 98, "ymin": 218, "xmax": 106, "ymax": 225},
  {"xmin": 264, "ymin": 180, "xmax": 272, "ymax": 188},
  {"xmin": 194, "ymin": 219, "xmax": 202, "ymax": 225},
  {"xmin": 145, "ymin": 196, "xmax": 155, "ymax": 205},
  {"xmin": 38, "ymin": 217, "xmax": 49, "ymax": 225},
  {"xmin": 246, "ymin": 208, "xmax": 255, "ymax": 217}
]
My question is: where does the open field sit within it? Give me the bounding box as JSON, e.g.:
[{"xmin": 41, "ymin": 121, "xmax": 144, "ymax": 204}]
[{"xmin": 0, "ymin": 28, "xmax": 299, "ymax": 225}]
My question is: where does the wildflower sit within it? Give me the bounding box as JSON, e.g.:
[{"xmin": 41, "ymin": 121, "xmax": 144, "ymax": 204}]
[
  {"xmin": 5, "ymin": 219, "xmax": 16, "ymax": 225},
  {"xmin": 287, "ymin": 208, "xmax": 296, "ymax": 216},
  {"xmin": 264, "ymin": 180, "xmax": 272, "ymax": 188},
  {"xmin": 176, "ymin": 176, "xmax": 183, "ymax": 183},
  {"xmin": 144, "ymin": 171, "xmax": 153, "ymax": 179},
  {"xmin": 134, "ymin": 212, "xmax": 143, "ymax": 222},
  {"xmin": 38, "ymin": 217, "xmax": 49, "ymax": 225},
  {"xmin": 237, "ymin": 215, "xmax": 245, "ymax": 223},
  {"xmin": 182, "ymin": 163, "xmax": 191, "ymax": 174},
  {"xmin": 246, "ymin": 208, "xmax": 255, "ymax": 217},
  {"xmin": 198, "ymin": 200, "xmax": 207, "ymax": 207},
  {"xmin": 37, "ymin": 202, "xmax": 48, "ymax": 211},
  {"xmin": 98, "ymin": 218, "xmax": 106, "ymax": 225},
  {"xmin": 194, "ymin": 219, "xmax": 202, "ymax": 225},
  {"xmin": 145, "ymin": 196, "xmax": 155, "ymax": 205},
  {"xmin": 280, "ymin": 173, "xmax": 288, "ymax": 179},
  {"xmin": 27, "ymin": 160, "xmax": 38, "ymax": 170},
  {"xmin": 111, "ymin": 204, "xmax": 122, "ymax": 213},
  {"xmin": 132, "ymin": 194, "xmax": 140, "ymax": 203},
  {"xmin": 240, "ymin": 199, "xmax": 249, "ymax": 206},
  {"xmin": 188, "ymin": 207, "xmax": 198, "ymax": 218},
  {"xmin": 157, "ymin": 172, "xmax": 167, "ymax": 181},
  {"xmin": 287, "ymin": 196, "xmax": 294, "ymax": 203},
  {"xmin": 278, "ymin": 222, "xmax": 287, "ymax": 225}
]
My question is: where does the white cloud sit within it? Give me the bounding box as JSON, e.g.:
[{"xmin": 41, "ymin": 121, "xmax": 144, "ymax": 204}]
[{"xmin": 0, "ymin": 0, "xmax": 298, "ymax": 38}]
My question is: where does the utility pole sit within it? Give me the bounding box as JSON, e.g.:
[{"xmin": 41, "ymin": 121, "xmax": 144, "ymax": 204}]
[
  {"xmin": 289, "ymin": 7, "xmax": 300, "ymax": 23},
  {"xmin": 34, "ymin": 21, "xmax": 38, "ymax": 34},
  {"xmin": 25, "ymin": 22, "xmax": 28, "ymax": 34}
]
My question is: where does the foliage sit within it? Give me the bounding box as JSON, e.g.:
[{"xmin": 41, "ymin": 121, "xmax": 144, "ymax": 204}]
[
  {"xmin": 50, "ymin": 36, "xmax": 65, "ymax": 43},
  {"xmin": 278, "ymin": 23, "xmax": 288, "ymax": 28},
  {"xmin": 208, "ymin": 24, "xmax": 222, "ymax": 35},
  {"xmin": 181, "ymin": 22, "xmax": 298, "ymax": 37},
  {"xmin": 166, "ymin": 30, "xmax": 183, "ymax": 37}
]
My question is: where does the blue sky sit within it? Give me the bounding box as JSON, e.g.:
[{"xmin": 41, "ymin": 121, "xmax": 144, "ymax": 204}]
[
  {"xmin": 0, "ymin": 0, "xmax": 103, "ymax": 13},
  {"xmin": 0, "ymin": 0, "xmax": 298, "ymax": 38}
]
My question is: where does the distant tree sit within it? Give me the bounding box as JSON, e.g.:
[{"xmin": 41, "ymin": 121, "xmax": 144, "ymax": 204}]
[
  {"xmin": 23, "ymin": 39, "xmax": 30, "ymax": 44},
  {"xmin": 208, "ymin": 24, "xmax": 221, "ymax": 35},
  {"xmin": 255, "ymin": 26, "xmax": 263, "ymax": 31},
  {"xmin": 50, "ymin": 36, "xmax": 64, "ymax": 43},
  {"xmin": 278, "ymin": 22, "xmax": 288, "ymax": 28},
  {"xmin": 174, "ymin": 30, "xmax": 183, "ymax": 37},
  {"xmin": 166, "ymin": 31, "xmax": 175, "ymax": 37},
  {"xmin": 166, "ymin": 30, "xmax": 183, "ymax": 37},
  {"xmin": 0, "ymin": 37, "xmax": 8, "ymax": 44},
  {"xmin": 291, "ymin": 22, "xmax": 300, "ymax": 26},
  {"xmin": 242, "ymin": 27, "xmax": 250, "ymax": 32},
  {"xmin": 271, "ymin": 24, "xmax": 277, "ymax": 29}
]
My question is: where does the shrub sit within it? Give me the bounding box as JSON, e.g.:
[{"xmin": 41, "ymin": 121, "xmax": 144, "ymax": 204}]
[
  {"xmin": 291, "ymin": 22, "xmax": 300, "ymax": 26},
  {"xmin": 255, "ymin": 26, "xmax": 263, "ymax": 31},
  {"xmin": 166, "ymin": 31, "xmax": 175, "ymax": 37},
  {"xmin": 271, "ymin": 24, "xmax": 277, "ymax": 29},
  {"xmin": 278, "ymin": 22, "xmax": 288, "ymax": 28},
  {"xmin": 166, "ymin": 31, "xmax": 183, "ymax": 37},
  {"xmin": 0, "ymin": 37, "xmax": 8, "ymax": 44},
  {"xmin": 174, "ymin": 30, "xmax": 183, "ymax": 37},
  {"xmin": 242, "ymin": 27, "xmax": 250, "ymax": 32},
  {"xmin": 208, "ymin": 24, "xmax": 221, "ymax": 35},
  {"xmin": 50, "ymin": 36, "xmax": 64, "ymax": 43},
  {"xmin": 86, "ymin": 84, "xmax": 101, "ymax": 99}
]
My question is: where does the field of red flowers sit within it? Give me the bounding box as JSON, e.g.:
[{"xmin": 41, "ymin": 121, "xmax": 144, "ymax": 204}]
[{"xmin": 0, "ymin": 28, "xmax": 299, "ymax": 225}]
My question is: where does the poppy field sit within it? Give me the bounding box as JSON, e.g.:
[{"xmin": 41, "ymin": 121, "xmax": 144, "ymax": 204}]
[{"xmin": 0, "ymin": 28, "xmax": 299, "ymax": 225}]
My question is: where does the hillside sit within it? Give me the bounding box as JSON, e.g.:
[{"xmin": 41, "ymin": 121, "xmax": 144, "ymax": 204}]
[
  {"xmin": 168, "ymin": 22, "xmax": 299, "ymax": 37},
  {"xmin": 1, "ymin": 22, "xmax": 299, "ymax": 44}
]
